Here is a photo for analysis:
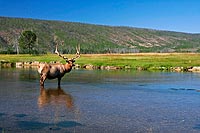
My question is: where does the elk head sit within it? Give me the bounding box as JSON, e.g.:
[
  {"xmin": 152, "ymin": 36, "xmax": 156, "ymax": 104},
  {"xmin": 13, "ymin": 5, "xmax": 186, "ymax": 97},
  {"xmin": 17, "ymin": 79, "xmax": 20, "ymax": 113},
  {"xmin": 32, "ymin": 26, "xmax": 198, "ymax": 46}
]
[
  {"xmin": 38, "ymin": 45, "xmax": 80, "ymax": 87},
  {"xmin": 55, "ymin": 44, "xmax": 80, "ymax": 67}
]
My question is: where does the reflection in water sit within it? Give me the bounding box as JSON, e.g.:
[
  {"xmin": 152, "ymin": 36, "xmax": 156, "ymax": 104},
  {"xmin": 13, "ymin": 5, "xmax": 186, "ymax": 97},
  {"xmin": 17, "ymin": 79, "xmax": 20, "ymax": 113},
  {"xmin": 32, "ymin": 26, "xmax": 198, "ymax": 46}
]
[
  {"xmin": 3, "ymin": 69, "xmax": 200, "ymax": 132},
  {"xmin": 37, "ymin": 86, "xmax": 81, "ymax": 130},
  {"xmin": 38, "ymin": 86, "xmax": 81, "ymax": 124},
  {"xmin": 38, "ymin": 86, "xmax": 74, "ymax": 109}
]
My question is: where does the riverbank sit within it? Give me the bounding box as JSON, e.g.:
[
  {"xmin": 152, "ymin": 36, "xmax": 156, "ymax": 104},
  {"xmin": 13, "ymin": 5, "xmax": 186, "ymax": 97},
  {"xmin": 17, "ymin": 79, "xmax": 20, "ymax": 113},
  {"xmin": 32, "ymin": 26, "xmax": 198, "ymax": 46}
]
[{"xmin": 1, "ymin": 53, "xmax": 200, "ymax": 72}]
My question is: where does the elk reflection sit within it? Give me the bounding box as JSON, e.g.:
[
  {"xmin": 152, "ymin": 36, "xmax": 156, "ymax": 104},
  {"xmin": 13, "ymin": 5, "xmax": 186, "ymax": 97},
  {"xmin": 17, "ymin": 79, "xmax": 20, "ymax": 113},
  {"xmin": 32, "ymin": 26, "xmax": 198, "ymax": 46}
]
[{"xmin": 38, "ymin": 86, "xmax": 73, "ymax": 109}]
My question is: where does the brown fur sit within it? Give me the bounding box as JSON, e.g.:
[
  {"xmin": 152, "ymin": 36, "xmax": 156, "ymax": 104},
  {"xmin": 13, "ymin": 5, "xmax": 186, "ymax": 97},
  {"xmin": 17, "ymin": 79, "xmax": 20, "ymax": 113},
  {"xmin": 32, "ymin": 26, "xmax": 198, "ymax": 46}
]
[
  {"xmin": 38, "ymin": 60, "xmax": 74, "ymax": 87},
  {"xmin": 38, "ymin": 45, "xmax": 80, "ymax": 87}
]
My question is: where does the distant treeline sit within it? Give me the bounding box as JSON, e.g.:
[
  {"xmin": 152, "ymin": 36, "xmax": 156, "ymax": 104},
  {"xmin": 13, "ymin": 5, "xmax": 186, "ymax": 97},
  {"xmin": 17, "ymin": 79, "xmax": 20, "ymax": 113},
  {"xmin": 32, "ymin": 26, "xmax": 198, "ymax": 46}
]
[{"xmin": 1, "ymin": 16, "xmax": 200, "ymax": 54}]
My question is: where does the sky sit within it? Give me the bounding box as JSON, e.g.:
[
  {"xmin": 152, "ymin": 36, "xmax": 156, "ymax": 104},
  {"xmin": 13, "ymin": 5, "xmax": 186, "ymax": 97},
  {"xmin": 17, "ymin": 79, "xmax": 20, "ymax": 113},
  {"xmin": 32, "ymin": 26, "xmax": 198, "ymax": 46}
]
[{"xmin": 0, "ymin": 0, "xmax": 200, "ymax": 33}]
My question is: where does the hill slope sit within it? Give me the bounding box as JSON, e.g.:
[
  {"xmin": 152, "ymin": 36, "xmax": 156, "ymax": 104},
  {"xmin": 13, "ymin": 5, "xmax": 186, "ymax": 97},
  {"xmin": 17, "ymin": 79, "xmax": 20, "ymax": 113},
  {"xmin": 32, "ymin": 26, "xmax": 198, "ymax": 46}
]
[{"xmin": 0, "ymin": 16, "xmax": 200, "ymax": 53}]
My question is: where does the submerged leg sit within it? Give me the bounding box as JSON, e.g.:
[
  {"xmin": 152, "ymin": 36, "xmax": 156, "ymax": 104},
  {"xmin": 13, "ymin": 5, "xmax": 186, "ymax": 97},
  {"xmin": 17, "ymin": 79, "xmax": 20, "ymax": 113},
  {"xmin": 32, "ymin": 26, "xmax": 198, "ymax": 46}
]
[
  {"xmin": 40, "ymin": 85, "xmax": 45, "ymax": 93},
  {"xmin": 40, "ymin": 74, "xmax": 47, "ymax": 87},
  {"xmin": 58, "ymin": 78, "xmax": 61, "ymax": 88}
]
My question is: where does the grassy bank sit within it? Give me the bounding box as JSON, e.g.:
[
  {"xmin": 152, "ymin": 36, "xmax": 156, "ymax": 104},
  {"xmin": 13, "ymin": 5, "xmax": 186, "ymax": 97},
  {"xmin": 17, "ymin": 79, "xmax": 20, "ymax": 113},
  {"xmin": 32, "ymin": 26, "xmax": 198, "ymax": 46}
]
[{"xmin": 1, "ymin": 53, "xmax": 200, "ymax": 70}]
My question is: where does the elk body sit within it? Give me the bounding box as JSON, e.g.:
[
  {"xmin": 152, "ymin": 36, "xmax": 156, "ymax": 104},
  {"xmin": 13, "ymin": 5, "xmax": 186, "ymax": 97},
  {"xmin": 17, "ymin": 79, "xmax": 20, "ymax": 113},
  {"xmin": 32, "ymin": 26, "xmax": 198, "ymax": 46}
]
[{"xmin": 38, "ymin": 45, "xmax": 80, "ymax": 87}]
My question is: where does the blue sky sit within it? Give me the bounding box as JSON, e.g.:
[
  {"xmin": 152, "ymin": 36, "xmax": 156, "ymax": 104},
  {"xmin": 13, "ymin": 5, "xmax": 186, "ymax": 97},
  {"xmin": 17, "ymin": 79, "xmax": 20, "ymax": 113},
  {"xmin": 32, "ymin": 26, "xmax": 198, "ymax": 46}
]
[{"xmin": 0, "ymin": 0, "xmax": 200, "ymax": 33}]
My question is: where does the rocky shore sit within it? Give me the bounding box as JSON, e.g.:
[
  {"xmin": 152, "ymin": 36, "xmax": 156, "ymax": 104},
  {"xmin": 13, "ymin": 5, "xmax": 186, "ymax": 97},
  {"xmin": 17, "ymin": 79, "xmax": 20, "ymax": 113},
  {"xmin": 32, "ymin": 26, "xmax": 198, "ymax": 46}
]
[{"xmin": 1, "ymin": 60, "xmax": 200, "ymax": 72}]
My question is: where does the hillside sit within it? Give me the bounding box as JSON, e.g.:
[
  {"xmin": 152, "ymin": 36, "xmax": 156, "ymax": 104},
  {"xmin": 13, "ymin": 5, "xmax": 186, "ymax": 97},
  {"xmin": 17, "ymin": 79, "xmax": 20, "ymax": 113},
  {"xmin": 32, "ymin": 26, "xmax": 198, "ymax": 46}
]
[{"xmin": 0, "ymin": 16, "xmax": 200, "ymax": 54}]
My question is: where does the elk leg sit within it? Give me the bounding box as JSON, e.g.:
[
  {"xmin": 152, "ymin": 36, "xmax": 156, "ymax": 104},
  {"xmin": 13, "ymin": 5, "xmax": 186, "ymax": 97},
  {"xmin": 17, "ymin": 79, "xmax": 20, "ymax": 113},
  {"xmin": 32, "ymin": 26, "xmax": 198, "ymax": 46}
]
[
  {"xmin": 58, "ymin": 78, "xmax": 61, "ymax": 87},
  {"xmin": 40, "ymin": 85, "xmax": 45, "ymax": 93},
  {"xmin": 40, "ymin": 74, "xmax": 47, "ymax": 86}
]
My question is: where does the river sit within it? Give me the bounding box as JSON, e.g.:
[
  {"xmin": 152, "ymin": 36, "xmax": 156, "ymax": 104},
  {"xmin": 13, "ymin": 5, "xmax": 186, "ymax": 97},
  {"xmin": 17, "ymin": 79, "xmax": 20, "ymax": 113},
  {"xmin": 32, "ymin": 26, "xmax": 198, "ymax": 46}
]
[{"xmin": 1, "ymin": 68, "xmax": 200, "ymax": 132}]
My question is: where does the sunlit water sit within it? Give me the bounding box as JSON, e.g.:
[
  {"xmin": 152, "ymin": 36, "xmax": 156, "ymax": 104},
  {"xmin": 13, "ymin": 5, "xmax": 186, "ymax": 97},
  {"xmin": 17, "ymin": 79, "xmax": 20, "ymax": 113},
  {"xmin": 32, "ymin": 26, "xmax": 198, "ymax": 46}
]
[{"xmin": 1, "ymin": 68, "xmax": 200, "ymax": 132}]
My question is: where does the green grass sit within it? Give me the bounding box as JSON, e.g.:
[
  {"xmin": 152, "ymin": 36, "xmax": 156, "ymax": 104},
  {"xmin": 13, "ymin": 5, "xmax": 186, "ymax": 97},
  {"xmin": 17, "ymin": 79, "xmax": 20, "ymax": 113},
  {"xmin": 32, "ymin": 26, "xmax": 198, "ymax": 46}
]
[
  {"xmin": 77, "ymin": 53, "xmax": 200, "ymax": 69},
  {"xmin": 1, "ymin": 53, "xmax": 200, "ymax": 70}
]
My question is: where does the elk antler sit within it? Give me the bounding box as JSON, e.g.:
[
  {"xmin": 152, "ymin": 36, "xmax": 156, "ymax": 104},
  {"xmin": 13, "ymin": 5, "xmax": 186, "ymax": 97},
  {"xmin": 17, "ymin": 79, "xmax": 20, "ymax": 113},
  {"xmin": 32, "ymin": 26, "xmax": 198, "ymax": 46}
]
[
  {"xmin": 55, "ymin": 44, "xmax": 80, "ymax": 61},
  {"xmin": 55, "ymin": 44, "xmax": 68, "ymax": 60},
  {"xmin": 72, "ymin": 44, "xmax": 81, "ymax": 60}
]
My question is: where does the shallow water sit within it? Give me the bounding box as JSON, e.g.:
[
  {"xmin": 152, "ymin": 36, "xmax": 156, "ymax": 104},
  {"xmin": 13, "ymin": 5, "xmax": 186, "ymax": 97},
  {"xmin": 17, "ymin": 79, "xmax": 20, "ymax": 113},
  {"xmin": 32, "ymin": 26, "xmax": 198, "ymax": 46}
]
[{"xmin": 1, "ymin": 68, "xmax": 200, "ymax": 132}]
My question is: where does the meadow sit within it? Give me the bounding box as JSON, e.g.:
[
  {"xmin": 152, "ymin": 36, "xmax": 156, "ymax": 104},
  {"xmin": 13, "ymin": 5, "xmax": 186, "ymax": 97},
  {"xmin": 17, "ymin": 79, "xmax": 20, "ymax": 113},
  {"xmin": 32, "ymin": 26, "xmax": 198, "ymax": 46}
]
[{"xmin": 1, "ymin": 53, "xmax": 200, "ymax": 70}]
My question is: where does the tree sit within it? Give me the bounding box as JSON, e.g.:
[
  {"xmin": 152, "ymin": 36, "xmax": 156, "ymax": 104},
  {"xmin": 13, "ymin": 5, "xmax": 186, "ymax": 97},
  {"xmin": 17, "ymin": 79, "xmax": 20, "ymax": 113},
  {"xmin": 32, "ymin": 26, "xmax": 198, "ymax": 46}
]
[{"xmin": 18, "ymin": 30, "xmax": 37, "ymax": 54}]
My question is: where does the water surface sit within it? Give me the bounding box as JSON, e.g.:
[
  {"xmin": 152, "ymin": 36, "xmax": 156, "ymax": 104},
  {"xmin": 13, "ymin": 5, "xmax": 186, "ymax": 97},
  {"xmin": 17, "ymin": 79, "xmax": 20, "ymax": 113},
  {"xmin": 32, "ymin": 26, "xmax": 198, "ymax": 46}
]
[{"xmin": 1, "ymin": 68, "xmax": 200, "ymax": 132}]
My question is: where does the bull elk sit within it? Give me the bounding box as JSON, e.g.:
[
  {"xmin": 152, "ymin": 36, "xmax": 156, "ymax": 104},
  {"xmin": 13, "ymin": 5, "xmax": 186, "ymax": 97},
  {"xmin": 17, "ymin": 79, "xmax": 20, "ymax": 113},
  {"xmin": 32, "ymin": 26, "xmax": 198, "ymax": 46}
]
[{"xmin": 38, "ymin": 45, "xmax": 80, "ymax": 87}]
